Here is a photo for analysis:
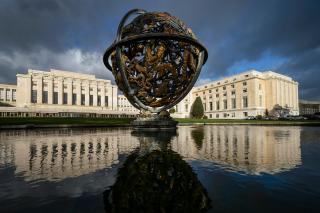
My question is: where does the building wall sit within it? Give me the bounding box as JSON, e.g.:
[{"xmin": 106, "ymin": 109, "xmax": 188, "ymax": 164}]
[
  {"xmin": 16, "ymin": 69, "xmax": 118, "ymax": 111},
  {"xmin": 174, "ymin": 70, "xmax": 299, "ymax": 119},
  {"xmin": 117, "ymin": 95, "xmax": 139, "ymax": 113},
  {"xmin": 299, "ymin": 100, "xmax": 320, "ymax": 115},
  {"xmin": 0, "ymin": 84, "xmax": 17, "ymax": 106}
]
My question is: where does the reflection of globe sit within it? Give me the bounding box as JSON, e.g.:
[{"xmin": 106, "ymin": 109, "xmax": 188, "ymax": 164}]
[{"xmin": 103, "ymin": 9, "xmax": 208, "ymax": 113}]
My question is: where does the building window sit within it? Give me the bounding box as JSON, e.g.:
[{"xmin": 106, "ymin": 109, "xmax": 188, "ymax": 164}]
[
  {"xmin": 223, "ymin": 100, "xmax": 227, "ymax": 109},
  {"xmin": 232, "ymin": 98, "xmax": 236, "ymax": 109},
  {"xmin": 6, "ymin": 89, "xmax": 10, "ymax": 101},
  {"xmin": 223, "ymin": 92, "xmax": 227, "ymax": 97},
  {"xmin": 232, "ymin": 113, "xmax": 235, "ymax": 117},
  {"xmin": 231, "ymin": 90, "xmax": 236, "ymax": 95},
  {"xmin": 223, "ymin": 86, "xmax": 226, "ymax": 90},
  {"xmin": 223, "ymin": 113, "xmax": 227, "ymax": 118},
  {"xmin": 243, "ymin": 81, "xmax": 247, "ymax": 86},
  {"xmin": 81, "ymin": 94, "xmax": 85, "ymax": 105},
  {"xmin": 216, "ymin": 88, "xmax": 218, "ymax": 92},
  {"xmin": 12, "ymin": 89, "xmax": 16, "ymax": 101},
  {"xmin": 203, "ymin": 91, "xmax": 205, "ymax": 95},
  {"xmin": 259, "ymin": 84, "xmax": 262, "ymax": 90},
  {"xmin": 63, "ymin": 93, "xmax": 68, "ymax": 104},
  {"xmin": 53, "ymin": 92, "xmax": 58, "ymax": 104},
  {"xmin": 89, "ymin": 95, "xmax": 93, "ymax": 106},
  {"xmin": 243, "ymin": 112, "xmax": 248, "ymax": 117},
  {"xmin": 185, "ymin": 104, "xmax": 188, "ymax": 112},
  {"xmin": 97, "ymin": 96, "xmax": 101, "ymax": 106},
  {"xmin": 42, "ymin": 91, "xmax": 48, "ymax": 103},
  {"xmin": 231, "ymin": 84, "xmax": 235, "ymax": 88},
  {"xmin": 216, "ymin": 114, "xmax": 219, "ymax": 118},
  {"xmin": 31, "ymin": 90, "xmax": 37, "ymax": 103},
  {"xmin": 0, "ymin": 89, "xmax": 4, "ymax": 101},
  {"xmin": 216, "ymin": 94, "xmax": 219, "ymax": 98},
  {"xmin": 243, "ymin": 88, "xmax": 247, "ymax": 93},
  {"xmin": 209, "ymin": 114, "xmax": 212, "ymax": 118},
  {"xmin": 216, "ymin": 101, "xmax": 220, "ymax": 110},
  {"xmin": 105, "ymin": 96, "xmax": 108, "ymax": 106},
  {"xmin": 72, "ymin": 94, "xmax": 77, "ymax": 105},
  {"xmin": 209, "ymin": 90, "xmax": 212, "ymax": 93},
  {"xmin": 203, "ymin": 103, "xmax": 206, "ymax": 111},
  {"xmin": 259, "ymin": 95, "xmax": 262, "ymax": 107},
  {"xmin": 243, "ymin": 96, "xmax": 248, "ymax": 108},
  {"xmin": 209, "ymin": 102, "xmax": 213, "ymax": 111}
]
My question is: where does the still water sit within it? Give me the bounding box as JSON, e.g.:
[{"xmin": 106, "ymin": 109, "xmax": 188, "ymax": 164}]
[{"xmin": 0, "ymin": 126, "xmax": 319, "ymax": 212}]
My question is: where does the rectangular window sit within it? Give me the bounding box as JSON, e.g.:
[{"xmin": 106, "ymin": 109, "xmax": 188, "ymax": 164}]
[
  {"xmin": 209, "ymin": 102, "xmax": 213, "ymax": 111},
  {"xmin": 12, "ymin": 89, "xmax": 16, "ymax": 101},
  {"xmin": 31, "ymin": 90, "xmax": 37, "ymax": 103},
  {"xmin": 72, "ymin": 94, "xmax": 77, "ymax": 105},
  {"xmin": 223, "ymin": 92, "xmax": 227, "ymax": 97},
  {"xmin": 216, "ymin": 101, "xmax": 220, "ymax": 110},
  {"xmin": 63, "ymin": 93, "xmax": 68, "ymax": 104},
  {"xmin": 243, "ymin": 88, "xmax": 247, "ymax": 93},
  {"xmin": 223, "ymin": 100, "xmax": 227, "ymax": 109},
  {"xmin": 203, "ymin": 103, "xmax": 206, "ymax": 111},
  {"xmin": 81, "ymin": 94, "xmax": 85, "ymax": 105},
  {"xmin": 216, "ymin": 114, "xmax": 219, "ymax": 118},
  {"xmin": 216, "ymin": 94, "xmax": 219, "ymax": 98},
  {"xmin": 243, "ymin": 96, "xmax": 248, "ymax": 108},
  {"xmin": 185, "ymin": 104, "xmax": 188, "ymax": 112},
  {"xmin": 6, "ymin": 89, "xmax": 10, "ymax": 101},
  {"xmin": 105, "ymin": 96, "xmax": 108, "ymax": 106},
  {"xmin": 243, "ymin": 112, "xmax": 248, "ymax": 117},
  {"xmin": 259, "ymin": 84, "xmax": 261, "ymax": 90},
  {"xmin": 89, "ymin": 95, "xmax": 93, "ymax": 106},
  {"xmin": 232, "ymin": 98, "xmax": 236, "ymax": 109},
  {"xmin": 42, "ymin": 91, "xmax": 48, "ymax": 104},
  {"xmin": 0, "ymin": 89, "xmax": 4, "ymax": 101},
  {"xmin": 209, "ymin": 114, "xmax": 212, "ymax": 118},
  {"xmin": 231, "ymin": 90, "xmax": 236, "ymax": 95},
  {"xmin": 223, "ymin": 113, "xmax": 227, "ymax": 118},
  {"xmin": 259, "ymin": 95, "xmax": 262, "ymax": 107},
  {"xmin": 209, "ymin": 90, "xmax": 212, "ymax": 93},
  {"xmin": 223, "ymin": 86, "xmax": 226, "ymax": 90},
  {"xmin": 243, "ymin": 82, "xmax": 247, "ymax": 86},
  {"xmin": 53, "ymin": 92, "xmax": 58, "ymax": 104},
  {"xmin": 216, "ymin": 88, "xmax": 219, "ymax": 92},
  {"xmin": 97, "ymin": 95, "xmax": 101, "ymax": 106},
  {"xmin": 231, "ymin": 84, "xmax": 235, "ymax": 88}
]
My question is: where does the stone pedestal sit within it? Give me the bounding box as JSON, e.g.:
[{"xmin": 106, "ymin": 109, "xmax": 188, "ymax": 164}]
[{"xmin": 131, "ymin": 112, "xmax": 178, "ymax": 130}]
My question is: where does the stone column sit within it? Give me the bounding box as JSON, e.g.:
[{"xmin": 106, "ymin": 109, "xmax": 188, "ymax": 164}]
[
  {"xmin": 67, "ymin": 78, "xmax": 72, "ymax": 105},
  {"xmin": 101, "ymin": 83, "xmax": 106, "ymax": 107},
  {"xmin": 58, "ymin": 77, "xmax": 63, "ymax": 105},
  {"xmin": 36, "ymin": 76, "xmax": 43, "ymax": 104},
  {"xmin": 85, "ymin": 80, "xmax": 89, "ymax": 106},
  {"xmin": 48, "ymin": 77, "xmax": 53, "ymax": 104},
  {"xmin": 76, "ymin": 80, "xmax": 81, "ymax": 106},
  {"xmin": 93, "ymin": 82, "xmax": 98, "ymax": 106}
]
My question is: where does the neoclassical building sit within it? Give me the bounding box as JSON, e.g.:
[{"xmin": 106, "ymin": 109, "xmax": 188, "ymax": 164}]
[
  {"xmin": 173, "ymin": 70, "xmax": 299, "ymax": 119},
  {"xmin": 0, "ymin": 69, "xmax": 139, "ymax": 117}
]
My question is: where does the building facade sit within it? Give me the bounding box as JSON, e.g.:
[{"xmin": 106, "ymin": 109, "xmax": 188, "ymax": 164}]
[
  {"xmin": 299, "ymin": 100, "xmax": 320, "ymax": 115},
  {"xmin": 173, "ymin": 70, "xmax": 299, "ymax": 119},
  {"xmin": 0, "ymin": 84, "xmax": 17, "ymax": 106},
  {"xmin": 117, "ymin": 95, "xmax": 139, "ymax": 112}
]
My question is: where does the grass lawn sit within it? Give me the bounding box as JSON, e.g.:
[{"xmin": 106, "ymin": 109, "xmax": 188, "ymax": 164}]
[
  {"xmin": 175, "ymin": 118, "xmax": 320, "ymax": 126},
  {"xmin": 0, "ymin": 117, "xmax": 134, "ymax": 126}
]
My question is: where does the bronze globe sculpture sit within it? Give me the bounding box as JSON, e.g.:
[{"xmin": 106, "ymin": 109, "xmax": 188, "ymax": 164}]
[{"xmin": 103, "ymin": 9, "xmax": 208, "ymax": 128}]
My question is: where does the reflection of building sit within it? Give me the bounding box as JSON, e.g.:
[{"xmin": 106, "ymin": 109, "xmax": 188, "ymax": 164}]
[
  {"xmin": 117, "ymin": 95, "xmax": 139, "ymax": 112},
  {"xmin": 173, "ymin": 70, "xmax": 299, "ymax": 119},
  {"xmin": 299, "ymin": 100, "xmax": 320, "ymax": 115},
  {"xmin": 172, "ymin": 126, "xmax": 301, "ymax": 174},
  {"xmin": 0, "ymin": 129, "xmax": 139, "ymax": 181}
]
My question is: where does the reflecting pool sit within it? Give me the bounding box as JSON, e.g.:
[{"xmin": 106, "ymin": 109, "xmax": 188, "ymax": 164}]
[{"xmin": 0, "ymin": 126, "xmax": 319, "ymax": 212}]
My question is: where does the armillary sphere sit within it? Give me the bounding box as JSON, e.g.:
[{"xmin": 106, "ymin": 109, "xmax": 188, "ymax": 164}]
[{"xmin": 103, "ymin": 9, "xmax": 208, "ymax": 113}]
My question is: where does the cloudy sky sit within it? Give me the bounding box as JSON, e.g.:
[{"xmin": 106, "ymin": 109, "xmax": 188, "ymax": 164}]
[{"xmin": 0, "ymin": 0, "xmax": 319, "ymax": 100}]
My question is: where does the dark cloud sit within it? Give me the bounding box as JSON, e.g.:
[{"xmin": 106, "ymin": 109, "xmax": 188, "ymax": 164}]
[{"xmin": 0, "ymin": 0, "xmax": 319, "ymax": 100}]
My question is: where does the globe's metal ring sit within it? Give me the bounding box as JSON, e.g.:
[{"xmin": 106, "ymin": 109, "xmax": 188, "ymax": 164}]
[{"xmin": 103, "ymin": 33, "xmax": 208, "ymax": 71}]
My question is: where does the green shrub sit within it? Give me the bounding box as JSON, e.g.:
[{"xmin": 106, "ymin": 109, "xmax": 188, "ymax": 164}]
[
  {"xmin": 191, "ymin": 97, "xmax": 204, "ymax": 119},
  {"xmin": 169, "ymin": 108, "xmax": 176, "ymax": 114}
]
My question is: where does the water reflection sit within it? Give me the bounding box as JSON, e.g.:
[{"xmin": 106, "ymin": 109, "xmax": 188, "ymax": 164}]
[
  {"xmin": 0, "ymin": 128, "xmax": 139, "ymax": 181},
  {"xmin": 104, "ymin": 130, "xmax": 211, "ymax": 213},
  {"xmin": 172, "ymin": 126, "xmax": 302, "ymax": 174}
]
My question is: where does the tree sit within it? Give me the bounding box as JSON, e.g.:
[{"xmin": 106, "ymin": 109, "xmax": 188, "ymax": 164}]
[
  {"xmin": 169, "ymin": 108, "xmax": 176, "ymax": 114},
  {"xmin": 191, "ymin": 97, "xmax": 204, "ymax": 118}
]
